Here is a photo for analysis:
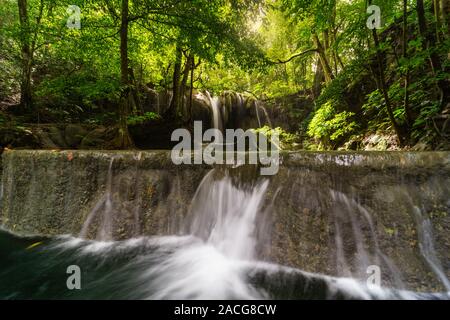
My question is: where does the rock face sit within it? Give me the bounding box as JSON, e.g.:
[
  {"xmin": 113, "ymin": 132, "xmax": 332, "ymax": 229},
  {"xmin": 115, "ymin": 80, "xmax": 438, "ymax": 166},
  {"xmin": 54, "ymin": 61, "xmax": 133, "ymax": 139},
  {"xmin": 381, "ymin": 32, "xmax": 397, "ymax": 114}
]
[
  {"xmin": 0, "ymin": 150, "xmax": 449, "ymax": 292},
  {"xmin": 0, "ymin": 125, "xmax": 98, "ymax": 150},
  {"xmin": 64, "ymin": 124, "xmax": 89, "ymax": 148}
]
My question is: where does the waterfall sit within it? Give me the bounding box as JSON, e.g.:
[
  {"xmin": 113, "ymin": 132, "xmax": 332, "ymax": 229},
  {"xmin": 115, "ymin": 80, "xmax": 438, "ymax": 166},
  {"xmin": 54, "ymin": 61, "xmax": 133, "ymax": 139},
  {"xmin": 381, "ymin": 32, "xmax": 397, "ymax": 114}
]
[
  {"xmin": 2, "ymin": 169, "xmax": 446, "ymax": 299},
  {"xmin": 116, "ymin": 168, "xmax": 271, "ymax": 300},
  {"xmin": 331, "ymin": 190, "xmax": 405, "ymax": 288},
  {"xmin": 155, "ymin": 91, "xmax": 160, "ymax": 114},
  {"xmin": 185, "ymin": 90, "xmax": 268, "ymax": 130},
  {"xmin": 255, "ymin": 101, "xmax": 262, "ymax": 128},
  {"xmin": 212, "ymin": 97, "xmax": 222, "ymax": 131},
  {"xmin": 260, "ymin": 105, "xmax": 273, "ymax": 128},
  {"xmin": 237, "ymin": 93, "xmax": 244, "ymax": 112},
  {"xmin": 80, "ymin": 158, "xmax": 115, "ymax": 241},
  {"xmin": 205, "ymin": 91, "xmax": 222, "ymax": 131},
  {"xmin": 79, "ymin": 156, "xmax": 145, "ymax": 241},
  {"xmin": 132, "ymin": 152, "xmax": 142, "ymax": 236},
  {"xmin": 1, "ymin": 151, "xmax": 449, "ymax": 299},
  {"xmin": 187, "ymin": 170, "xmax": 269, "ymax": 260},
  {"xmin": 412, "ymin": 206, "xmax": 450, "ymax": 291}
]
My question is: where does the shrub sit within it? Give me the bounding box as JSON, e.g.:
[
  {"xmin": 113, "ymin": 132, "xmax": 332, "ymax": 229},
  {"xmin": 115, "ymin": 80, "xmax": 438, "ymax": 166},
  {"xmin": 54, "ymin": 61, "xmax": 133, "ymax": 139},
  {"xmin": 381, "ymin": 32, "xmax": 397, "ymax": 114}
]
[
  {"xmin": 308, "ymin": 101, "xmax": 358, "ymax": 148},
  {"xmin": 252, "ymin": 126, "xmax": 298, "ymax": 150},
  {"xmin": 127, "ymin": 112, "xmax": 161, "ymax": 126}
]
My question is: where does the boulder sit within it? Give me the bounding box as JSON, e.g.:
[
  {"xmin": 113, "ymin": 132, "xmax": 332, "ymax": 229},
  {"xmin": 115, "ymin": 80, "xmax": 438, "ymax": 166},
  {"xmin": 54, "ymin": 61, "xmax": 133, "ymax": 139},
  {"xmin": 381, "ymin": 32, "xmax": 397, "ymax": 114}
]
[
  {"xmin": 35, "ymin": 129, "xmax": 59, "ymax": 149},
  {"xmin": 80, "ymin": 127, "xmax": 108, "ymax": 149},
  {"xmin": 47, "ymin": 126, "xmax": 68, "ymax": 148},
  {"xmin": 191, "ymin": 95, "xmax": 212, "ymax": 129},
  {"xmin": 64, "ymin": 124, "xmax": 88, "ymax": 148},
  {"xmin": 0, "ymin": 127, "xmax": 39, "ymax": 149}
]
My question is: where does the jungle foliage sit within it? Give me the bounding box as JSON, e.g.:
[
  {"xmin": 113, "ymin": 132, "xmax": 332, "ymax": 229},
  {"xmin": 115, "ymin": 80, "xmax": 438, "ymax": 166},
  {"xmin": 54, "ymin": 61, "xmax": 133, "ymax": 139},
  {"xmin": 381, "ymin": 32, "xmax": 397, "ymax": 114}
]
[{"xmin": 0, "ymin": 0, "xmax": 449, "ymax": 150}]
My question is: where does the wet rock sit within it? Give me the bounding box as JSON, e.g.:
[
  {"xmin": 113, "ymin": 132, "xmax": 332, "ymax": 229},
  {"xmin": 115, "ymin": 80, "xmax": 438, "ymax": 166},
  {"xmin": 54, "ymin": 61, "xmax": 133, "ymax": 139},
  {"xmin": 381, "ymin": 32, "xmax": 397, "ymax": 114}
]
[
  {"xmin": 412, "ymin": 142, "xmax": 431, "ymax": 151},
  {"xmin": 141, "ymin": 86, "xmax": 160, "ymax": 113},
  {"xmin": 191, "ymin": 94, "xmax": 212, "ymax": 128},
  {"xmin": 64, "ymin": 124, "xmax": 88, "ymax": 148},
  {"xmin": 0, "ymin": 127, "xmax": 40, "ymax": 149},
  {"xmin": 80, "ymin": 127, "xmax": 109, "ymax": 149},
  {"xmin": 47, "ymin": 126, "xmax": 68, "ymax": 148},
  {"xmin": 35, "ymin": 129, "xmax": 59, "ymax": 149}
]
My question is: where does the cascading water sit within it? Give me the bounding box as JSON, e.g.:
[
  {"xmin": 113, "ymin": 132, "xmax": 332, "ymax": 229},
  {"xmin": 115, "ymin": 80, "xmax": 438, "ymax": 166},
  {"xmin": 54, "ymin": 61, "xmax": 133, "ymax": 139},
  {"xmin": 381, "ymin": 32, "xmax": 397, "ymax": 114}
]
[
  {"xmin": 192, "ymin": 90, "xmax": 272, "ymax": 131},
  {"xmin": 330, "ymin": 190, "xmax": 406, "ymax": 289},
  {"xmin": 0, "ymin": 168, "xmax": 273, "ymax": 299},
  {"xmin": 260, "ymin": 104, "xmax": 273, "ymax": 128},
  {"xmin": 155, "ymin": 91, "xmax": 160, "ymax": 114},
  {"xmin": 205, "ymin": 91, "xmax": 223, "ymax": 132},
  {"xmin": 255, "ymin": 101, "xmax": 262, "ymax": 128},
  {"xmin": 187, "ymin": 170, "xmax": 269, "ymax": 260},
  {"xmin": 0, "ymin": 152, "xmax": 449, "ymax": 300},
  {"xmin": 412, "ymin": 205, "xmax": 450, "ymax": 291},
  {"xmin": 79, "ymin": 158, "xmax": 115, "ymax": 241}
]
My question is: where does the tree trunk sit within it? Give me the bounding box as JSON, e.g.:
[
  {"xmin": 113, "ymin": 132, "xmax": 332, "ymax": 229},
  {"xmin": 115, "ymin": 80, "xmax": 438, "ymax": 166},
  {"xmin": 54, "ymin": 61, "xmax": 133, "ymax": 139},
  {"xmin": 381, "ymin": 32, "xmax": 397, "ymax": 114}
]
[
  {"xmin": 336, "ymin": 52, "xmax": 345, "ymax": 70},
  {"xmin": 120, "ymin": 0, "xmax": 129, "ymax": 91},
  {"xmin": 116, "ymin": 0, "xmax": 134, "ymax": 148},
  {"xmin": 129, "ymin": 66, "xmax": 143, "ymax": 115},
  {"xmin": 433, "ymin": 0, "xmax": 442, "ymax": 42},
  {"xmin": 417, "ymin": 0, "xmax": 449, "ymax": 109},
  {"xmin": 368, "ymin": 2, "xmax": 404, "ymax": 145},
  {"xmin": 167, "ymin": 43, "xmax": 183, "ymax": 120},
  {"xmin": 180, "ymin": 54, "xmax": 193, "ymax": 120},
  {"xmin": 441, "ymin": 0, "xmax": 450, "ymax": 37},
  {"xmin": 417, "ymin": 0, "xmax": 427, "ymax": 36},
  {"xmin": 18, "ymin": 0, "xmax": 32, "ymax": 111},
  {"xmin": 330, "ymin": 3, "xmax": 339, "ymax": 74},
  {"xmin": 189, "ymin": 57, "xmax": 195, "ymax": 123},
  {"xmin": 403, "ymin": 0, "xmax": 413, "ymax": 128},
  {"xmin": 313, "ymin": 33, "xmax": 334, "ymax": 83},
  {"xmin": 312, "ymin": 58, "xmax": 324, "ymax": 98}
]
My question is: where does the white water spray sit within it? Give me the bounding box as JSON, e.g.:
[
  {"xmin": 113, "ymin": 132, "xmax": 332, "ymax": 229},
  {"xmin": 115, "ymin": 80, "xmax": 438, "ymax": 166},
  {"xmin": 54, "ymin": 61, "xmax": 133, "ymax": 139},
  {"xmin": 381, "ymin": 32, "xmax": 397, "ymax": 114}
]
[{"xmin": 80, "ymin": 158, "xmax": 115, "ymax": 241}]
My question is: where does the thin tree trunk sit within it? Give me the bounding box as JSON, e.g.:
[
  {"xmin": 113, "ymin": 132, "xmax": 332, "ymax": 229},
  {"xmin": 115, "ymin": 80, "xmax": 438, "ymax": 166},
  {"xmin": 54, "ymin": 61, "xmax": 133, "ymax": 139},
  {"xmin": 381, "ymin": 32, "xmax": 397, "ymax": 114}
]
[
  {"xmin": 417, "ymin": 0, "xmax": 449, "ymax": 109},
  {"xmin": 167, "ymin": 43, "xmax": 183, "ymax": 119},
  {"xmin": 336, "ymin": 52, "xmax": 345, "ymax": 70},
  {"xmin": 116, "ymin": 0, "xmax": 134, "ymax": 148},
  {"xmin": 368, "ymin": 0, "xmax": 404, "ymax": 144},
  {"xmin": 417, "ymin": 0, "xmax": 427, "ymax": 36},
  {"xmin": 330, "ymin": 3, "xmax": 339, "ymax": 74},
  {"xmin": 312, "ymin": 58, "xmax": 324, "ymax": 98},
  {"xmin": 189, "ymin": 57, "xmax": 195, "ymax": 123},
  {"xmin": 434, "ymin": 0, "xmax": 442, "ymax": 42},
  {"xmin": 332, "ymin": 50, "xmax": 338, "ymax": 74},
  {"xmin": 180, "ymin": 54, "xmax": 193, "ymax": 120},
  {"xmin": 403, "ymin": 0, "xmax": 413, "ymax": 128},
  {"xmin": 129, "ymin": 67, "xmax": 143, "ymax": 115},
  {"xmin": 18, "ymin": 0, "xmax": 32, "ymax": 110},
  {"xmin": 120, "ymin": 0, "xmax": 129, "ymax": 91},
  {"xmin": 372, "ymin": 29, "xmax": 403, "ymax": 144},
  {"xmin": 441, "ymin": 0, "xmax": 450, "ymax": 37}
]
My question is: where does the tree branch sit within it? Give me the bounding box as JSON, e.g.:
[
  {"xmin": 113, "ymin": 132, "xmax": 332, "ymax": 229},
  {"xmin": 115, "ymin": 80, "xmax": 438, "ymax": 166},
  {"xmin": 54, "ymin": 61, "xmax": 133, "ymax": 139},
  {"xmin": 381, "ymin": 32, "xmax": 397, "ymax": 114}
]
[{"xmin": 273, "ymin": 48, "xmax": 318, "ymax": 64}]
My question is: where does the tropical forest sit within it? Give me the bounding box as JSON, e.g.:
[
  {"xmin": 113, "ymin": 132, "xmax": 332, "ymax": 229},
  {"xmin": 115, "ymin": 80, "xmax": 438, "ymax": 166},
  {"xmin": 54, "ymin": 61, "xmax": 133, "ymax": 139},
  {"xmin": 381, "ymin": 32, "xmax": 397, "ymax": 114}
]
[
  {"xmin": 0, "ymin": 0, "xmax": 449, "ymax": 151},
  {"xmin": 0, "ymin": 0, "xmax": 449, "ymax": 303}
]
